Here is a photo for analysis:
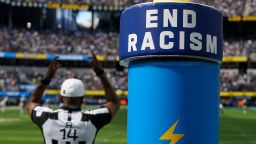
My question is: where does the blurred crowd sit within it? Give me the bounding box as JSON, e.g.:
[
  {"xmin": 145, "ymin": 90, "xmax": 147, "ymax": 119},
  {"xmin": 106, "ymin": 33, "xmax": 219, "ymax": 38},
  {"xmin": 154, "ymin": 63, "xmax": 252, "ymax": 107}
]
[
  {"xmin": 193, "ymin": 0, "xmax": 246, "ymax": 16},
  {"xmin": 223, "ymin": 39, "xmax": 256, "ymax": 58},
  {"xmin": 193, "ymin": 0, "xmax": 256, "ymax": 16},
  {"xmin": 0, "ymin": 27, "xmax": 118, "ymax": 56},
  {"xmin": 221, "ymin": 70, "xmax": 256, "ymax": 92},
  {"xmin": 1, "ymin": 27, "xmax": 256, "ymax": 58},
  {"xmin": 223, "ymin": 40, "xmax": 246, "ymax": 56},
  {"xmin": 0, "ymin": 68, "xmax": 256, "ymax": 92},
  {"xmin": 246, "ymin": 39, "xmax": 256, "ymax": 61},
  {"xmin": 7, "ymin": 0, "xmax": 256, "ymax": 16},
  {"xmin": 0, "ymin": 68, "xmax": 128, "ymax": 91}
]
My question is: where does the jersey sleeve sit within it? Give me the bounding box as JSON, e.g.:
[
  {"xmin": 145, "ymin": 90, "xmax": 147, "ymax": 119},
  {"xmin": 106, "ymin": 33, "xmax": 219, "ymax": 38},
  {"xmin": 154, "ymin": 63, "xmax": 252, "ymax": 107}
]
[
  {"xmin": 86, "ymin": 107, "xmax": 112, "ymax": 130},
  {"xmin": 31, "ymin": 106, "xmax": 54, "ymax": 128}
]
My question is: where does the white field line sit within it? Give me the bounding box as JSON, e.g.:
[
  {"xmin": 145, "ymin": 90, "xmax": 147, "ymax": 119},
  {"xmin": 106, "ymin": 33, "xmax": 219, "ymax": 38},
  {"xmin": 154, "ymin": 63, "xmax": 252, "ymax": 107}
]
[{"xmin": 0, "ymin": 118, "xmax": 20, "ymax": 122}]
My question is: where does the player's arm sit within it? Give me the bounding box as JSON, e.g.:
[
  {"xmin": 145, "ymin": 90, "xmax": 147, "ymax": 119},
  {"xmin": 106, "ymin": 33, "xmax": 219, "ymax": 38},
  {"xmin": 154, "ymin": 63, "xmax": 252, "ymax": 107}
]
[
  {"xmin": 26, "ymin": 57, "xmax": 60, "ymax": 117},
  {"xmin": 90, "ymin": 51, "xmax": 120, "ymax": 118}
]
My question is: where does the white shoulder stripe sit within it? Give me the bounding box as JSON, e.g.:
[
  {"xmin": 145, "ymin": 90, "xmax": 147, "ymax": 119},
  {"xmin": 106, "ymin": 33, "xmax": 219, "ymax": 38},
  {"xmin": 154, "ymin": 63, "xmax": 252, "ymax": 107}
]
[
  {"xmin": 34, "ymin": 106, "xmax": 53, "ymax": 117},
  {"xmin": 85, "ymin": 107, "xmax": 110, "ymax": 115}
]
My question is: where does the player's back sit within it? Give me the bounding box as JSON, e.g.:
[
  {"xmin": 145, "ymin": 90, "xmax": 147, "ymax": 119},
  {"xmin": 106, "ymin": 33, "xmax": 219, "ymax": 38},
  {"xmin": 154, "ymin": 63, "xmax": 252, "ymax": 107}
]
[{"xmin": 31, "ymin": 106, "xmax": 111, "ymax": 144}]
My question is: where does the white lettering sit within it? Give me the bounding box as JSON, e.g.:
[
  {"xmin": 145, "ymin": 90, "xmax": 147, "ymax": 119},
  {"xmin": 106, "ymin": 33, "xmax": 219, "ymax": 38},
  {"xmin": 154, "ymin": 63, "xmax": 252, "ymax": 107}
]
[
  {"xmin": 207, "ymin": 35, "xmax": 217, "ymax": 54},
  {"xmin": 163, "ymin": 9, "xmax": 178, "ymax": 28},
  {"xmin": 127, "ymin": 32, "xmax": 218, "ymax": 56},
  {"xmin": 128, "ymin": 34, "xmax": 138, "ymax": 52},
  {"xmin": 141, "ymin": 32, "xmax": 155, "ymax": 50},
  {"xmin": 179, "ymin": 31, "xmax": 185, "ymax": 50},
  {"xmin": 190, "ymin": 32, "xmax": 202, "ymax": 51},
  {"xmin": 160, "ymin": 31, "xmax": 174, "ymax": 49},
  {"xmin": 146, "ymin": 10, "xmax": 158, "ymax": 28},
  {"xmin": 183, "ymin": 10, "xmax": 196, "ymax": 28}
]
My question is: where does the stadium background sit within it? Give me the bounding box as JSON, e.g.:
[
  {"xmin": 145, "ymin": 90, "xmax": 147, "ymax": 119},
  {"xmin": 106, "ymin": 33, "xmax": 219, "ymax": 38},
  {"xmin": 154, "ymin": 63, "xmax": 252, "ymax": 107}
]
[{"xmin": 0, "ymin": 0, "xmax": 256, "ymax": 143}]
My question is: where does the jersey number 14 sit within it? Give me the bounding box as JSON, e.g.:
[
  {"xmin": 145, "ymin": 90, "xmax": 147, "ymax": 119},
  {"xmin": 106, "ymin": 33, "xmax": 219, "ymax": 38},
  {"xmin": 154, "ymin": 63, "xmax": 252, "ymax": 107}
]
[{"xmin": 52, "ymin": 129, "xmax": 86, "ymax": 143}]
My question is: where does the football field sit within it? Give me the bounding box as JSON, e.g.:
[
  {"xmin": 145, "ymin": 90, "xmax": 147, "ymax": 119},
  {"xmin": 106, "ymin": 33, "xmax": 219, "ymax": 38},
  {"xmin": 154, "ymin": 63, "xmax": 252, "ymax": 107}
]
[{"xmin": 0, "ymin": 107, "xmax": 255, "ymax": 144}]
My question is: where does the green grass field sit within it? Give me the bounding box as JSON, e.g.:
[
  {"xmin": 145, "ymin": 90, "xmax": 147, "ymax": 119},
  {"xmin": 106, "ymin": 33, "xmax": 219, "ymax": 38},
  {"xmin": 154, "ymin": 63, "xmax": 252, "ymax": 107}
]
[{"xmin": 0, "ymin": 107, "xmax": 255, "ymax": 144}]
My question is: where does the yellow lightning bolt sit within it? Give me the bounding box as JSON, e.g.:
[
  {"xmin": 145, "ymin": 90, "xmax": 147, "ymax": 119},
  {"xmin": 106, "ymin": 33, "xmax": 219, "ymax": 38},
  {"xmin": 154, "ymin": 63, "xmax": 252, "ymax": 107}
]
[{"xmin": 160, "ymin": 120, "xmax": 185, "ymax": 144}]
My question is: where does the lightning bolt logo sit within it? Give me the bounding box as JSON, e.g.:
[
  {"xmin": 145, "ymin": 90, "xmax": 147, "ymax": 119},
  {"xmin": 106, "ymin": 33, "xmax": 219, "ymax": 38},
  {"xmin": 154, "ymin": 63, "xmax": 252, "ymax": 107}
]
[{"xmin": 160, "ymin": 120, "xmax": 185, "ymax": 144}]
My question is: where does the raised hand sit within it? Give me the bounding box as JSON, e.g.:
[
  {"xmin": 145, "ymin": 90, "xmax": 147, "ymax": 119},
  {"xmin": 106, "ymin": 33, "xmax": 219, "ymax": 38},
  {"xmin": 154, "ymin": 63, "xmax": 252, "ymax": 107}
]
[
  {"xmin": 90, "ymin": 51, "xmax": 105, "ymax": 76},
  {"xmin": 46, "ymin": 57, "xmax": 61, "ymax": 79}
]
